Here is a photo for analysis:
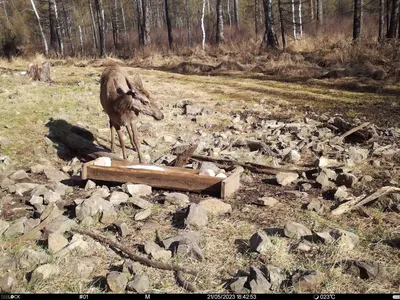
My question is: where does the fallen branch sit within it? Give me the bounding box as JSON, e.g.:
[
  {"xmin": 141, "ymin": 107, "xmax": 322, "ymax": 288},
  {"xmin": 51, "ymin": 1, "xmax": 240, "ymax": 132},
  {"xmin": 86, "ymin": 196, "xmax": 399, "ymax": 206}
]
[
  {"xmin": 335, "ymin": 122, "xmax": 370, "ymax": 143},
  {"xmin": 191, "ymin": 154, "xmax": 309, "ymax": 175},
  {"xmin": 331, "ymin": 186, "xmax": 400, "ymax": 216},
  {"xmin": 222, "ymin": 134, "xmax": 244, "ymax": 152},
  {"xmin": 171, "ymin": 144, "xmax": 198, "ymax": 167},
  {"xmin": 71, "ymin": 227, "xmax": 198, "ymax": 276},
  {"xmin": 0, "ymin": 205, "xmax": 60, "ymax": 249},
  {"xmin": 175, "ymin": 271, "xmax": 197, "ymax": 292}
]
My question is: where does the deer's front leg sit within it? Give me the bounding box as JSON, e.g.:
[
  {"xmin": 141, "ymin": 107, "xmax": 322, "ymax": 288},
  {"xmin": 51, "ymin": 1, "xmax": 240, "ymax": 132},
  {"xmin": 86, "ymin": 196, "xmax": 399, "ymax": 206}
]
[{"xmin": 130, "ymin": 121, "xmax": 144, "ymax": 164}]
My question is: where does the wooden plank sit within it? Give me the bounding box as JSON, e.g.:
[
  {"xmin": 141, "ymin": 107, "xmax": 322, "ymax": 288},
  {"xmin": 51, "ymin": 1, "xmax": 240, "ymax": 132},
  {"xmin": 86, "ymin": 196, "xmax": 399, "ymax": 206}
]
[
  {"xmin": 221, "ymin": 166, "xmax": 244, "ymax": 199},
  {"xmin": 85, "ymin": 165, "xmax": 222, "ymax": 194},
  {"xmin": 81, "ymin": 161, "xmax": 94, "ymax": 180},
  {"xmin": 110, "ymin": 160, "xmax": 199, "ymax": 174},
  {"xmin": 172, "ymin": 143, "xmax": 198, "ymax": 167}
]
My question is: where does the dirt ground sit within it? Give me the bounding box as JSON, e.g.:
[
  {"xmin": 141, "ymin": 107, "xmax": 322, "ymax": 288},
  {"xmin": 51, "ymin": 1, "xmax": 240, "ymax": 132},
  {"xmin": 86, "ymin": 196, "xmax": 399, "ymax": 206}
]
[{"xmin": 0, "ymin": 57, "xmax": 399, "ymax": 294}]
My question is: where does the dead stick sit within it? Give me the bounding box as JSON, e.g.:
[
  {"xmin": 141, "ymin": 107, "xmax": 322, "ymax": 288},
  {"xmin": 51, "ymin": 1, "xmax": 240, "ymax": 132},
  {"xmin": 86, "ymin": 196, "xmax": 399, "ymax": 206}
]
[
  {"xmin": 175, "ymin": 271, "xmax": 197, "ymax": 292},
  {"xmin": 331, "ymin": 186, "xmax": 400, "ymax": 216},
  {"xmin": 71, "ymin": 227, "xmax": 198, "ymax": 276},
  {"xmin": 191, "ymin": 154, "xmax": 304, "ymax": 175},
  {"xmin": 0, "ymin": 205, "xmax": 60, "ymax": 249},
  {"xmin": 222, "ymin": 134, "xmax": 244, "ymax": 152},
  {"xmin": 335, "ymin": 122, "xmax": 370, "ymax": 143}
]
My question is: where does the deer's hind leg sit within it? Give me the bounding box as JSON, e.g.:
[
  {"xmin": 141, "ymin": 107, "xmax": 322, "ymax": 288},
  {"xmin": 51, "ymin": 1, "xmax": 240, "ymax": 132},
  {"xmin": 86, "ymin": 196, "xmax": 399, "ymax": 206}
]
[
  {"xmin": 110, "ymin": 120, "xmax": 115, "ymax": 152},
  {"xmin": 127, "ymin": 121, "xmax": 143, "ymax": 164},
  {"xmin": 114, "ymin": 124, "xmax": 127, "ymax": 160}
]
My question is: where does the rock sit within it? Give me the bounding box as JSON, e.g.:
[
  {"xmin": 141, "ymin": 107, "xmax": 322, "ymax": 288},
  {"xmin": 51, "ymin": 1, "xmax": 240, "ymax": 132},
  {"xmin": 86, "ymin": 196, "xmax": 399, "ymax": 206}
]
[
  {"xmin": 31, "ymin": 264, "xmax": 60, "ymax": 282},
  {"xmin": 185, "ymin": 104, "xmax": 203, "ymax": 115},
  {"xmin": 256, "ymin": 196, "xmax": 279, "ymax": 207},
  {"xmin": 127, "ymin": 274, "xmax": 150, "ymax": 293},
  {"xmin": 81, "ymin": 216, "xmax": 95, "ymax": 227},
  {"xmin": 30, "ymin": 164, "xmax": 47, "ymax": 174},
  {"xmin": 162, "ymin": 135, "xmax": 176, "ymax": 143},
  {"xmin": 230, "ymin": 276, "xmax": 249, "ymax": 294},
  {"xmin": 115, "ymin": 221, "xmax": 129, "ymax": 237},
  {"xmin": 24, "ymin": 218, "xmax": 40, "ymax": 233},
  {"xmin": 4, "ymin": 217, "xmax": 26, "ymax": 238},
  {"xmin": 306, "ymin": 200, "xmax": 324, "ymax": 214},
  {"xmin": 71, "ymin": 258, "xmax": 95, "ymax": 279},
  {"xmin": 241, "ymin": 174, "xmax": 253, "ymax": 184},
  {"xmin": 342, "ymin": 260, "xmax": 385, "ymax": 280},
  {"xmin": 0, "ymin": 254, "xmax": 17, "ymax": 272},
  {"xmin": 294, "ymin": 241, "xmax": 313, "ymax": 252},
  {"xmin": 199, "ymin": 169, "xmax": 215, "ymax": 176},
  {"xmin": 74, "ymin": 198, "xmax": 85, "ymax": 205},
  {"xmin": 100, "ymin": 209, "xmax": 118, "ymax": 224},
  {"xmin": 109, "ymin": 191, "xmax": 129, "ymax": 206},
  {"xmin": 0, "ymin": 177, "xmax": 15, "ymax": 189},
  {"xmin": 0, "ymin": 219, "xmax": 10, "ymax": 235},
  {"xmin": 336, "ymin": 173, "xmax": 358, "ymax": 188},
  {"xmin": 0, "ymin": 154, "xmax": 12, "ymax": 172},
  {"xmin": 124, "ymin": 183, "xmax": 152, "ymax": 197},
  {"xmin": 334, "ymin": 186, "xmax": 348, "ymax": 201},
  {"xmin": 9, "ymin": 169, "xmax": 29, "ymax": 180},
  {"xmin": 198, "ymin": 198, "xmax": 232, "ymax": 215},
  {"xmin": 348, "ymin": 147, "xmax": 368, "ymax": 162},
  {"xmin": 30, "ymin": 185, "xmax": 48, "ymax": 197},
  {"xmin": 29, "ymin": 195, "xmax": 44, "ymax": 206},
  {"xmin": 164, "ymin": 192, "xmax": 190, "ymax": 206},
  {"xmin": 292, "ymin": 270, "xmax": 324, "ymax": 291},
  {"xmin": 284, "ymin": 221, "xmax": 312, "ymax": 239},
  {"xmin": 250, "ymin": 231, "xmax": 273, "ymax": 254},
  {"xmin": 276, "ymin": 172, "xmax": 298, "ymax": 186},
  {"xmin": 162, "ymin": 231, "xmax": 201, "ymax": 250},
  {"xmin": 45, "ymin": 215, "xmax": 75, "ymax": 234},
  {"xmin": 265, "ymin": 265, "xmax": 286, "ymax": 291},
  {"xmin": 107, "ymin": 271, "xmax": 128, "ymax": 293},
  {"xmin": 288, "ymin": 150, "xmax": 301, "ymax": 163},
  {"xmin": 193, "ymin": 161, "xmax": 220, "ymax": 174},
  {"xmin": 249, "ymin": 266, "xmax": 271, "ymax": 293},
  {"xmin": 43, "ymin": 190, "xmax": 62, "ymax": 205},
  {"xmin": 316, "ymin": 171, "xmax": 332, "ymax": 189},
  {"xmin": 84, "ymin": 180, "xmax": 96, "ymax": 191},
  {"xmin": 185, "ymin": 204, "xmax": 208, "ymax": 228},
  {"xmin": 315, "ymin": 231, "xmax": 335, "ymax": 244},
  {"xmin": 123, "ymin": 260, "xmax": 143, "ymax": 275},
  {"xmin": 33, "ymin": 203, "xmax": 45, "ymax": 214},
  {"xmin": 44, "ymin": 169, "xmax": 69, "ymax": 182},
  {"xmin": 48, "ymin": 233, "xmax": 68, "ymax": 252},
  {"xmin": 361, "ymin": 175, "xmax": 373, "ymax": 183},
  {"xmin": 300, "ymin": 183, "xmax": 312, "ymax": 191},
  {"xmin": 91, "ymin": 187, "xmax": 110, "ymax": 199},
  {"xmin": 14, "ymin": 183, "xmax": 38, "ymax": 196},
  {"xmin": 176, "ymin": 238, "xmax": 204, "ymax": 261},
  {"xmin": 54, "ymin": 234, "xmax": 89, "ymax": 257},
  {"xmin": 49, "ymin": 182, "xmax": 72, "ymax": 196},
  {"xmin": 19, "ymin": 249, "xmax": 49, "ymax": 270},
  {"xmin": 144, "ymin": 241, "xmax": 172, "ymax": 262},
  {"xmin": 129, "ymin": 196, "xmax": 153, "ymax": 209},
  {"xmin": 330, "ymin": 229, "xmax": 359, "ymax": 250},
  {"xmin": 0, "ymin": 274, "xmax": 16, "ymax": 292},
  {"xmin": 134, "ymin": 208, "xmax": 152, "ymax": 221}
]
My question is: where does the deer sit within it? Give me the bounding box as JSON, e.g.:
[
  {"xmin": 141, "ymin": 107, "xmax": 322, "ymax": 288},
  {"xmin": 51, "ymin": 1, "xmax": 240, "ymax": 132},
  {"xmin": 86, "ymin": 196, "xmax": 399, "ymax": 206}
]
[{"xmin": 100, "ymin": 65, "xmax": 164, "ymax": 163}]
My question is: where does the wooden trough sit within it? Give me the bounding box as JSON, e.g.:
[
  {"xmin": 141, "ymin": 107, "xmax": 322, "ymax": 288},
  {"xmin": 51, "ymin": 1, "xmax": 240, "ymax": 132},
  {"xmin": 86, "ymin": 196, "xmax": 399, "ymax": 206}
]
[{"xmin": 81, "ymin": 159, "xmax": 243, "ymax": 199}]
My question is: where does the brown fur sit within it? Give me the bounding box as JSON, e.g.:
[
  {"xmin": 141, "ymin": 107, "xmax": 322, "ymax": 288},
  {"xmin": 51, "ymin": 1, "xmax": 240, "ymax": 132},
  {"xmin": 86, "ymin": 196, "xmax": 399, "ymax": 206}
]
[{"xmin": 100, "ymin": 65, "xmax": 164, "ymax": 162}]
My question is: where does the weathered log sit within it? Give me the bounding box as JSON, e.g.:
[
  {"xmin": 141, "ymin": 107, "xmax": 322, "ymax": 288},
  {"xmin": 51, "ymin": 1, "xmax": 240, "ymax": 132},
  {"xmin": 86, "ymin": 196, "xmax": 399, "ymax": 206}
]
[
  {"xmin": 171, "ymin": 143, "xmax": 198, "ymax": 167},
  {"xmin": 27, "ymin": 61, "xmax": 53, "ymax": 82}
]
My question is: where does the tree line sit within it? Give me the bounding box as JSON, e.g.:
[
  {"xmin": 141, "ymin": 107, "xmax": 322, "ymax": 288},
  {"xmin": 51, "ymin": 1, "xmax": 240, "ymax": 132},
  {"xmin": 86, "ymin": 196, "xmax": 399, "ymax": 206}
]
[{"xmin": 0, "ymin": 0, "xmax": 400, "ymax": 59}]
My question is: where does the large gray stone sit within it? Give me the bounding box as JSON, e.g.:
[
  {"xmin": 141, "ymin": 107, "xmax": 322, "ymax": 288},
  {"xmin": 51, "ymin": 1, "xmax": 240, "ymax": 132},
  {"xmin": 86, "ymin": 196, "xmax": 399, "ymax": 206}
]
[
  {"xmin": 124, "ymin": 183, "xmax": 152, "ymax": 197},
  {"xmin": 4, "ymin": 217, "xmax": 26, "ymax": 238},
  {"xmin": 185, "ymin": 204, "xmax": 208, "ymax": 228},
  {"xmin": 71, "ymin": 258, "xmax": 95, "ymax": 279},
  {"xmin": 249, "ymin": 266, "xmax": 271, "ymax": 293},
  {"xmin": 109, "ymin": 191, "xmax": 129, "ymax": 206},
  {"xmin": 134, "ymin": 208, "xmax": 152, "ymax": 221},
  {"xmin": 0, "ymin": 274, "xmax": 16, "ymax": 292},
  {"xmin": 44, "ymin": 169, "xmax": 69, "ymax": 182},
  {"xmin": 30, "ymin": 264, "xmax": 60, "ymax": 282},
  {"xmin": 129, "ymin": 196, "xmax": 153, "ymax": 209},
  {"xmin": 18, "ymin": 249, "xmax": 49, "ymax": 270},
  {"xmin": 0, "ymin": 177, "xmax": 15, "ymax": 189},
  {"xmin": 43, "ymin": 190, "xmax": 62, "ymax": 205},
  {"xmin": 45, "ymin": 215, "xmax": 76, "ymax": 234},
  {"xmin": 250, "ymin": 231, "xmax": 273, "ymax": 254},
  {"xmin": 0, "ymin": 219, "xmax": 10, "ymax": 235},
  {"xmin": 198, "ymin": 198, "xmax": 232, "ymax": 215},
  {"xmin": 127, "ymin": 274, "xmax": 150, "ymax": 293},
  {"xmin": 107, "ymin": 271, "xmax": 128, "ymax": 293},
  {"xmin": 14, "ymin": 183, "xmax": 38, "ymax": 196},
  {"xmin": 48, "ymin": 233, "xmax": 69, "ymax": 252},
  {"xmin": 276, "ymin": 172, "xmax": 298, "ymax": 186},
  {"xmin": 265, "ymin": 265, "xmax": 286, "ymax": 291},
  {"xmin": 284, "ymin": 221, "xmax": 312, "ymax": 239},
  {"xmin": 9, "ymin": 169, "xmax": 29, "ymax": 180},
  {"xmin": 164, "ymin": 193, "xmax": 190, "ymax": 206},
  {"xmin": 292, "ymin": 270, "xmax": 324, "ymax": 291}
]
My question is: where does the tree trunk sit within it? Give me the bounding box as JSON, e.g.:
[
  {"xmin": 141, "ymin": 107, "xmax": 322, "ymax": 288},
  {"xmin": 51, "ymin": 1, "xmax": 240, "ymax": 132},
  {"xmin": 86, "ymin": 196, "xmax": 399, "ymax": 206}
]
[
  {"xmin": 292, "ymin": 0, "xmax": 297, "ymax": 40},
  {"xmin": 255, "ymin": 0, "xmax": 258, "ymax": 36},
  {"xmin": 111, "ymin": 0, "xmax": 119, "ymax": 50},
  {"xmin": 379, "ymin": 0, "xmax": 385, "ymax": 42},
  {"xmin": 143, "ymin": 0, "xmax": 151, "ymax": 46},
  {"xmin": 2, "ymin": 0, "xmax": 9, "ymax": 23},
  {"xmin": 227, "ymin": 0, "xmax": 232, "ymax": 27},
  {"xmin": 165, "ymin": 0, "xmax": 173, "ymax": 48},
  {"xmin": 201, "ymin": 0, "xmax": 206, "ymax": 50},
  {"xmin": 278, "ymin": 0, "xmax": 286, "ymax": 50},
  {"xmin": 185, "ymin": 0, "xmax": 192, "ymax": 44},
  {"xmin": 53, "ymin": 0, "xmax": 64, "ymax": 56},
  {"xmin": 388, "ymin": 0, "xmax": 400, "ymax": 38},
  {"xmin": 261, "ymin": 0, "xmax": 278, "ymax": 50},
  {"xmin": 49, "ymin": 0, "xmax": 58, "ymax": 54},
  {"xmin": 78, "ymin": 25, "xmax": 84, "ymax": 55},
  {"xmin": 89, "ymin": 0, "xmax": 99, "ymax": 50},
  {"xmin": 30, "ymin": 0, "xmax": 49, "ymax": 55},
  {"xmin": 121, "ymin": 0, "xmax": 128, "ymax": 43},
  {"xmin": 298, "ymin": 0, "xmax": 303, "ymax": 37},
  {"xmin": 353, "ymin": 0, "xmax": 362, "ymax": 41},
  {"xmin": 317, "ymin": 0, "xmax": 323, "ymax": 26},
  {"xmin": 136, "ymin": 0, "xmax": 144, "ymax": 46},
  {"xmin": 95, "ymin": 0, "xmax": 106, "ymax": 57},
  {"xmin": 387, "ymin": 0, "xmax": 391, "ymax": 34},
  {"xmin": 310, "ymin": 0, "xmax": 314, "ymax": 20},
  {"xmin": 233, "ymin": 0, "xmax": 239, "ymax": 28},
  {"xmin": 61, "ymin": 0, "xmax": 75, "ymax": 55},
  {"xmin": 216, "ymin": 0, "xmax": 225, "ymax": 43}
]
